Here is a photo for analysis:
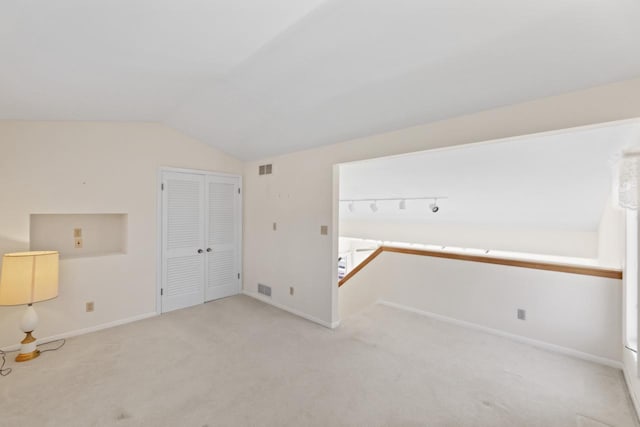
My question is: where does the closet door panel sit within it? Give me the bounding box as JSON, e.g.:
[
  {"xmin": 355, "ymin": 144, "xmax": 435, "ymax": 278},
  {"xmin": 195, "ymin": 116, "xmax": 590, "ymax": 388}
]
[
  {"xmin": 161, "ymin": 172, "xmax": 206, "ymax": 312},
  {"xmin": 205, "ymin": 176, "xmax": 240, "ymax": 301}
]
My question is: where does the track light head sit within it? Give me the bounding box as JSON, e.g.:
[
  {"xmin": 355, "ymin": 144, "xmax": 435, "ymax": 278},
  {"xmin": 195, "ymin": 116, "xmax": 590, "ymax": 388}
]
[{"xmin": 339, "ymin": 196, "xmax": 447, "ymax": 214}]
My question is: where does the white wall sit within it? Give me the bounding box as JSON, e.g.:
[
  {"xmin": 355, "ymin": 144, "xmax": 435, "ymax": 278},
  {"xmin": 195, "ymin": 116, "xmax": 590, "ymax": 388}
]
[
  {"xmin": 622, "ymin": 210, "xmax": 640, "ymax": 414},
  {"xmin": 339, "ymin": 192, "xmax": 628, "ymax": 264},
  {"xmin": 339, "ymin": 237, "xmax": 381, "ymax": 274},
  {"xmin": 338, "ymin": 252, "xmax": 384, "ymax": 320},
  {"xmin": 341, "ymin": 220, "xmax": 598, "ymax": 258},
  {"xmin": 598, "ymin": 197, "xmax": 626, "ymax": 267},
  {"xmin": 340, "ymin": 251, "xmax": 622, "ymax": 363},
  {"xmin": 0, "ymin": 121, "xmax": 243, "ymax": 348},
  {"xmin": 243, "ymin": 77, "xmax": 640, "ymax": 326}
]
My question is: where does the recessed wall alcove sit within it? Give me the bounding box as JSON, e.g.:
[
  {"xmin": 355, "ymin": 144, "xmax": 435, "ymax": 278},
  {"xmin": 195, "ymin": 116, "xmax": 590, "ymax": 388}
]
[{"xmin": 30, "ymin": 214, "xmax": 128, "ymax": 258}]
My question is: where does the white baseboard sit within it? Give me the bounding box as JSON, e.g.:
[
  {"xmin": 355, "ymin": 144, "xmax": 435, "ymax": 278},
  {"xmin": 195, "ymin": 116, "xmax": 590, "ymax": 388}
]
[
  {"xmin": 378, "ymin": 300, "xmax": 623, "ymax": 369},
  {"xmin": 243, "ymin": 290, "xmax": 338, "ymax": 329},
  {"xmin": 1, "ymin": 312, "xmax": 158, "ymax": 352}
]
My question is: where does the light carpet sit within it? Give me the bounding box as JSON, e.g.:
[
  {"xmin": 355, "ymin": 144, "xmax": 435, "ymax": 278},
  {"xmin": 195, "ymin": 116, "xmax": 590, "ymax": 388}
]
[{"xmin": 0, "ymin": 295, "xmax": 637, "ymax": 426}]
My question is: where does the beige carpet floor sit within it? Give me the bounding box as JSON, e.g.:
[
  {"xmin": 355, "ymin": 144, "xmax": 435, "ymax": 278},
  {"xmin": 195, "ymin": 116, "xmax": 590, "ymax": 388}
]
[{"xmin": 0, "ymin": 294, "xmax": 637, "ymax": 426}]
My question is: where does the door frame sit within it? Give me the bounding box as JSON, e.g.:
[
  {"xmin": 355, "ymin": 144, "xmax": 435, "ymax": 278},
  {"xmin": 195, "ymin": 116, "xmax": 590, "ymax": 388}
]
[{"xmin": 156, "ymin": 167, "xmax": 243, "ymax": 314}]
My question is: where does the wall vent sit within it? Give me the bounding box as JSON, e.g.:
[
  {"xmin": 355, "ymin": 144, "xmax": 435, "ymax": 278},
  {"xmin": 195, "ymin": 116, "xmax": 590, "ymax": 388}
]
[
  {"xmin": 258, "ymin": 164, "xmax": 273, "ymax": 175},
  {"xmin": 258, "ymin": 283, "xmax": 272, "ymax": 297}
]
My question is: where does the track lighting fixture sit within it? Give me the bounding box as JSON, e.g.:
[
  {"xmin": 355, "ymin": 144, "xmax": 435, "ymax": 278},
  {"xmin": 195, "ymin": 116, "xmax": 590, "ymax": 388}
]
[
  {"xmin": 430, "ymin": 198, "xmax": 439, "ymax": 213},
  {"xmin": 341, "ymin": 196, "xmax": 447, "ymax": 213}
]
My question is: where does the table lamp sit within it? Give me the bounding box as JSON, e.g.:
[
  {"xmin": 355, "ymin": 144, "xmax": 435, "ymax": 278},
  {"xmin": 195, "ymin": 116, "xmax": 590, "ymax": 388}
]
[{"xmin": 0, "ymin": 251, "xmax": 59, "ymax": 362}]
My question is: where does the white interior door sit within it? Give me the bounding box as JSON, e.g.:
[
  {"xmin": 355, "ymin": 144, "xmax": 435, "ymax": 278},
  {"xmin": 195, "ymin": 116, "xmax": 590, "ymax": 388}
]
[
  {"xmin": 161, "ymin": 172, "xmax": 206, "ymax": 312},
  {"xmin": 205, "ymin": 175, "xmax": 241, "ymax": 301}
]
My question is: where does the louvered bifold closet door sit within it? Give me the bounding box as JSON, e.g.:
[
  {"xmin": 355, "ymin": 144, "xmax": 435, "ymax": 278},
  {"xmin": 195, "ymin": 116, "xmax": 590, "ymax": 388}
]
[
  {"xmin": 161, "ymin": 172, "xmax": 206, "ymax": 312},
  {"xmin": 205, "ymin": 175, "xmax": 241, "ymax": 302}
]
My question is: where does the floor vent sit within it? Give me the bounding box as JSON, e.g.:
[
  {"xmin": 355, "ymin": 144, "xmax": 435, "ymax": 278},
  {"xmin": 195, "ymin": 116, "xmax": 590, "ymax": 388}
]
[{"xmin": 258, "ymin": 283, "xmax": 272, "ymax": 297}]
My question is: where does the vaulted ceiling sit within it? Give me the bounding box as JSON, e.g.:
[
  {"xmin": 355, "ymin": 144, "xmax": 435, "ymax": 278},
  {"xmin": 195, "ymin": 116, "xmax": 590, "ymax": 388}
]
[{"xmin": 2, "ymin": 1, "xmax": 640, "ymax": 160}]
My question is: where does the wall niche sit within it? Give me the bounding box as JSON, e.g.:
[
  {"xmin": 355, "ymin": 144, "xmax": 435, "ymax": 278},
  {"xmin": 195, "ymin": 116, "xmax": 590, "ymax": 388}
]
[{"xmin": 30, "ymin": 213, "xmax": 127, "ymax": 258}]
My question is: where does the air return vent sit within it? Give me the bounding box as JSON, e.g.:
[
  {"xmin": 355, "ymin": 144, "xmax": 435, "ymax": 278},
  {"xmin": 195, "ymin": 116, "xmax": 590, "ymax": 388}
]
[
  {"xmin": 258, "ymin": 283, "xmax": 272, "ymax": 297},
  {"xmin": 258, "ymin": 164, "xmax": 273, "ymax": 175}
]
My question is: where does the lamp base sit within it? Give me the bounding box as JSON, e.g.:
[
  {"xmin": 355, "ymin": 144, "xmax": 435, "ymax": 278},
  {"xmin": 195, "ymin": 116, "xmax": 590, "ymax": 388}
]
[{"xmin": 15, "ymin": 331, "xmax": 40, "ymax": 362}]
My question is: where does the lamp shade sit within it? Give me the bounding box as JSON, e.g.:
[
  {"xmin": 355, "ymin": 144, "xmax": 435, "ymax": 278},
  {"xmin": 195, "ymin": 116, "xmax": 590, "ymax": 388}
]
[{"xmin": 0, "ymin": 251, "xmax": 59, "ymax": 306}]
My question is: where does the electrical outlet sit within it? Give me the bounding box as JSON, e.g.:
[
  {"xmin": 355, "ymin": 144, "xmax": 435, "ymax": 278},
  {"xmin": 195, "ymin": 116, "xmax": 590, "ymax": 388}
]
[
  {"xmin": 517, "ymin": 309, "xmax": 526, "ymax": 320},
  {"xmin": 289, "ymin": 286, "xmax": 294, "ymax": 296},
  {"xmin": 86, "ymin": 301, "xmax": 94, "ymax": 312},
  {"xmin": 320, "ymin": 225, "xmax": 328, "ymax": 235},
  {"xmin": 75, "ymin": 238, "xmax": 83, "ymax": 248},
  {"xmin": 73, "ymin": 228, "xmax": 82, "ymax": 238}
]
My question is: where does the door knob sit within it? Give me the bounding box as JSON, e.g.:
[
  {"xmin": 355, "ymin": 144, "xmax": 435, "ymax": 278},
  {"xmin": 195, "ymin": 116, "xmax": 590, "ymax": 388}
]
[
  {"xmin": 197, "ymin": 249, "xmax": 204, "ymax": 254},
  {"xmin": 206, "ymin": 248, "xmax": 212, "ymax": 252}
]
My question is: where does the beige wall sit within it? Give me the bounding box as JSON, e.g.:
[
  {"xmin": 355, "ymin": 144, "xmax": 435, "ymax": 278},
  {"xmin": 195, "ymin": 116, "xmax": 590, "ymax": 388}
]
[
  {"xmin": 0, "ymin": 121, "xmax": 242, "ymax": 348},
  {"xmin": 2, "ymin": 77, "xmax": 639, "ymax": 350},
  {"xmin": 243, "ymin": 77, "xmax": 640, "ymax": 326}
]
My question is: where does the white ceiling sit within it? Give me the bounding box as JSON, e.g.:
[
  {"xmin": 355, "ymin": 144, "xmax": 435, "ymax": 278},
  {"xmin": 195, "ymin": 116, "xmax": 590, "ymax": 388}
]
[
  {"xmin": 339, "ymin": 121, "xmax": 640, "ymax": 231},
  {"xmin": 2, "ymin": 1, "xmax": 640, "ymax": 160}
]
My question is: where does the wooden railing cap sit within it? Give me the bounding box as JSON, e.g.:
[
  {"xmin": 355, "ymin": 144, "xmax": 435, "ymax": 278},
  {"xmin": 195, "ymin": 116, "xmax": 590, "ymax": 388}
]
[{"xmin": 338, "ymin": 246, "xmax": 622, "ymax": 286}]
